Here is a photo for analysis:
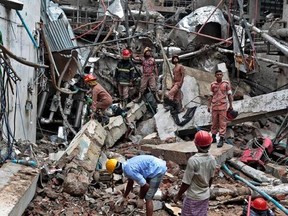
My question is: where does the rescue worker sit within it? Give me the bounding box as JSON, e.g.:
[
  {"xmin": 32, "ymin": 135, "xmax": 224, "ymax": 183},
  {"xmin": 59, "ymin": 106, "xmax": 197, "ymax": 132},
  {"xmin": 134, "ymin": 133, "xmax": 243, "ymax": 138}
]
[
  {"xmin": 242, "ymin": 197, "xmax": 275, "ymax": 216},
  {"xmin": 84, "ymin": 74, "xmax": 113, "ymax": 115},
  {"xmin": 105, "ymin": 155, "xmax": 167, "ymax": 216},
  {"xmin": 115, "ymin": 49, "xmax": 135, "ymax": 108},
  {"xmin": 134, "ymin": 47, "xmax": 161, "ymax": 103},
  {"xmin": 166, "ymin": 55, "xmax": 185, "ymax": 112},
  {"xmin": 174, "ymin": 130, "xmax": 217, "ymax": 216},
  {"xmin": 207, "ymin": 70, "xmax": 233, "ymax": 148}
]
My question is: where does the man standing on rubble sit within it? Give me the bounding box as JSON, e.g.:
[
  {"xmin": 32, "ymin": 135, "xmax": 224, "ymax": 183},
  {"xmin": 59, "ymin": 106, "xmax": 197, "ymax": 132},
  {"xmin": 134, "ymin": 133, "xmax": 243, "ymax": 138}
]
[
  {"xmin": 84, "ymin": 74, "xmax": 113, "ymax": 117},
  {"xmin": 166, "ymin": 55, "xmax": 185, "ymax": 113},
  {"xmin": 105, "ymin": 155, "xmax": 167, "ymax": 216},
  {"xmin": 114, "ymin": 49, "xmax": 135, "ymax": 108},
  {"xmin": 207, "ymin": 70, "xmax": 233, "ymax": 148},
  {"xmin": 174, "ymin": 130, "xmax": 217, "ymax": 216},
  {"xmin": 134, "ymin": 47, "xmax": 162, "ymax": 103}
]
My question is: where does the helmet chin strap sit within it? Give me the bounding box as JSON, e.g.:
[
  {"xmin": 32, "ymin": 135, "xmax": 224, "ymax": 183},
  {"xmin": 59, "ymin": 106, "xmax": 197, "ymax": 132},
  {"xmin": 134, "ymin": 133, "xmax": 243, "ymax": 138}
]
[{"xmin": 115, "ymin": 161, "xmax": 121, "ymax": 170}]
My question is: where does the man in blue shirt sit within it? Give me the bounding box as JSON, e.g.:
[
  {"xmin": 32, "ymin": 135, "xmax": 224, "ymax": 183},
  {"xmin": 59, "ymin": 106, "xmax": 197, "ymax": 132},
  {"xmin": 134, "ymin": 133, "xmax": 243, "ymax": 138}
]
[{"xmin": 106, "ymin": 155, "xmax": 167, "ymax": 216}]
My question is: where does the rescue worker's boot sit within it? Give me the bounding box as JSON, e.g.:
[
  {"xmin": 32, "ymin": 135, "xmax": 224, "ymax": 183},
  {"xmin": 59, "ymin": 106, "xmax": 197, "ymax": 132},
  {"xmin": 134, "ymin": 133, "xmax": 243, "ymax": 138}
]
[
  {"xmin": 133, "ymin": 93, "xmax": 142, "ymax": 103},
  {"xmin": 153, "ymin": 91, "xmax": 162, "ymax": 103},
  {"xmin": 217, "ymin": 136, "xmax": 224, "ymax": 148},
  {"xmin": 212, "ymin": 134, "xmax": 217, "ymax": 143}
]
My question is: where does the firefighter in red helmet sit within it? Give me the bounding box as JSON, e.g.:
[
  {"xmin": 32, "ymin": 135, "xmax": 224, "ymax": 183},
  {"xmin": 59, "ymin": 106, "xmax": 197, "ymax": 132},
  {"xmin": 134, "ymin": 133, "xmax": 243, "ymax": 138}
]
[
  {"xmin": 242, "ymin": 197, "xmax": 275, "ymax": 216},
  {"xmin": 174, "ymin": 130, "xmax": 218, "ymax": 216},
  {"xmin": 83, "ymin": 74, "xmax": 113, "ymax": 117},
  {"xmin": 114, "ymin": 49, "xmax": 135, "ymax": 108}
]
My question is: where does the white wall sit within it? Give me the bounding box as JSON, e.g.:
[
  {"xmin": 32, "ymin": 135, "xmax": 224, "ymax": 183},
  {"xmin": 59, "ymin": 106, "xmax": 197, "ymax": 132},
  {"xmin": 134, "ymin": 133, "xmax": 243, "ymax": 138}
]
[{"xmin": 0, "ymin": 1, "xmax": 41, "ymax": 142}]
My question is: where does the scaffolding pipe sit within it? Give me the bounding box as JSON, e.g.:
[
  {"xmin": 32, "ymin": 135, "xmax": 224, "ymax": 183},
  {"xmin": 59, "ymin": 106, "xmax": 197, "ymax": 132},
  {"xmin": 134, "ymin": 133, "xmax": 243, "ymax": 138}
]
[
  {"xmin": 222, "ymin": 164, "xmax": 288, "ymax": 215},
  {"xmin": 231, "ymin": 13, "xmax": 288, "ymax": 56}
]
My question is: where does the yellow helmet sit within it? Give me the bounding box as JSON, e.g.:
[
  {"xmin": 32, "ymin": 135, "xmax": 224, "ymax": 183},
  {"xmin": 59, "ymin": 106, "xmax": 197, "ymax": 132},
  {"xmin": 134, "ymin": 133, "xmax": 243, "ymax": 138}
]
[
  {"xmin": 143, "ymin": 47, "xmax": 151, "ymax": 54},
  {"xmin": 106, "ymin": 159, "xmax": 118, "ymax": 174}
]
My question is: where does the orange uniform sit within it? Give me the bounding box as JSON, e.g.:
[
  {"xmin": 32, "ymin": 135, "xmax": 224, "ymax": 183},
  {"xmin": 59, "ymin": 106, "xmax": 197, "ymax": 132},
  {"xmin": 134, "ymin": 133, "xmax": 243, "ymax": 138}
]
[
  {"xmin": 210, "ymin": 80, "xmax": 232, "ymax": 136},
  {"xmin": 91, "ymin": 84, "xmax": 113, "ymax": 111},
  {"xmin": 168, "ymin": 64, "xmax": 185, "ymax": 108}
]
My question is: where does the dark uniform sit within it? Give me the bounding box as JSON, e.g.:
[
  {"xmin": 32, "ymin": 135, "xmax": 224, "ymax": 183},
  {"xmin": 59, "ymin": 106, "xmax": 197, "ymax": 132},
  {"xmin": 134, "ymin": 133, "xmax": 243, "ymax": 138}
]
[{"xmin": 115, "ymin": 59, "xmax": 135, "ymax": 106}]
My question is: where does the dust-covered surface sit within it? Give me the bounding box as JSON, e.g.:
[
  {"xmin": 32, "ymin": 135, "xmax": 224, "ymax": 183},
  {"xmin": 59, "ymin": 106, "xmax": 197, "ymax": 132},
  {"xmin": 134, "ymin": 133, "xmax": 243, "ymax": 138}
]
[{"xmin": 23, "ymin": 124, "xmax": 288, "ymax": 216}]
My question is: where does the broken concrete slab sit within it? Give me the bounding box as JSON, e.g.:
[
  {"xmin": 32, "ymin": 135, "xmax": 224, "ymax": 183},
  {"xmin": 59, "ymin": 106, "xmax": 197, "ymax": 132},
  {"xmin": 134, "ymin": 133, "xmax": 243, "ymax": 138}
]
[
  {"xmin": 105, "ymin": 116, "xmax": 128, "ymax": 148},
  {"xmin": 105, "ymin": 101, "xmax": 147, "ymax": 148},
  {"xmin": 0, "ymin": 163, "xmax": 39, "ymax": 216},
  {"xmin": 156, "ymin": 89, "xmax": 288, "ymax": 140},
  {"xmin": 141, "ymin": 142, "xmax": 234, "ymax": 165},
  {"xmin": 58, "ymin": 120, "xmax": 107, "ymax": 172},
  {"xmin": 136, "ymin": 117, "xmax": 156, "ymax": 137},
  {"xmin": 266, "ymin": 162, "xmax": 288, "ymax": 183}
]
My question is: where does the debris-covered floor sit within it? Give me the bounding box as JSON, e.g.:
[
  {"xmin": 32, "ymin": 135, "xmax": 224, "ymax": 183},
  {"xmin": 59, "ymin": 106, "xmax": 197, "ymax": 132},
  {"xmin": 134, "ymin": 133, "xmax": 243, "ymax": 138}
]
[{"xmin": 21, "ymin": 122, "xmax": 287, "ymax": 216}]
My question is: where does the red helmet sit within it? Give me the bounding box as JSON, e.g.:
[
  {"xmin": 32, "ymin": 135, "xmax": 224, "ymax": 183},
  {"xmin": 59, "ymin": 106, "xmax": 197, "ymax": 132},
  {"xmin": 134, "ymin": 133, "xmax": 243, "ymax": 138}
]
[
  {"xmin": 227, "ymin": 109, "xmax": 238, "ymax": 121},
  {"xmin": 83, "ymin": 74, "xmax": 96, "ymax": 82},
  {"xmin": 122, "ymin": 49, "xmax": 131, "ymax": 58},
  {"xmin": 194, "ymin": 130, "xmax": 213, "ymax": 147},
  {"xmin": 251, "ymin": 198, "xmax": 268, "ymax": 211}
]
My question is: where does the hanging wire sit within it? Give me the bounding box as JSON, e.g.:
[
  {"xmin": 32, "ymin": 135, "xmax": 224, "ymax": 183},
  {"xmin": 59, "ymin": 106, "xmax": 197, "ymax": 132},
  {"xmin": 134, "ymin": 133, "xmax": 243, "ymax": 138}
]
[{"xmin": 0, "ymin": 66, "xmax": 16, "ymax": 162}]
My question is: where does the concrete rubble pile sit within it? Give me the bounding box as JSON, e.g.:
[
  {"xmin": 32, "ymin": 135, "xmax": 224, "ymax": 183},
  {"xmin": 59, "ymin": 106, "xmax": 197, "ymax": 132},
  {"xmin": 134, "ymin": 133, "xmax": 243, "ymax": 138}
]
[
  {"xmin": 0, "ymin": 0, "xmax": 288, "ymax": 216},
  {"xmin": 20, "ymin": 115, "xmax": 287, "ymax": 215}
]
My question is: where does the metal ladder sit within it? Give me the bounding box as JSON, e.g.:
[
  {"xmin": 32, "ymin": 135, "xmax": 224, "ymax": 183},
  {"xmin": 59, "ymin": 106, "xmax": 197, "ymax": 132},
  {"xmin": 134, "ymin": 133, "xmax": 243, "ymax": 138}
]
[{"xmin": 0, "ymin": 53, "xmax": 21, "ymax": 83}]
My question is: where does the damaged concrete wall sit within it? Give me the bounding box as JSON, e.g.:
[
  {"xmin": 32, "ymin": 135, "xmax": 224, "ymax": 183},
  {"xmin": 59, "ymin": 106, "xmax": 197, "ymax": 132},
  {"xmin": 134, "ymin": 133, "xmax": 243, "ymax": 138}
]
[
  {"xmin": 0, "ymin": 1, "xmax": 40, "ymax": 142},
  {"xmin": 105, "ymin": 102, "xmax": 147, "ymax": 147}
]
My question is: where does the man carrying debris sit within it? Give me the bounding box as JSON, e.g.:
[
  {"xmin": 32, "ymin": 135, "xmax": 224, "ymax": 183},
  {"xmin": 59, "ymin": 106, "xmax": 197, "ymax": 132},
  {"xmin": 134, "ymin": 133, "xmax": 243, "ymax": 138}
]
[
  {"xmin": 84, "ymin": 74, "xmax": 113, "ymax": 119},
  {"xmin": 165, "ymin": 55, "xmax": 185, "ymax": 113},
  {"xmin": 242, "ymin": 197, "xmax": 275, "ymax": 216},
  {"xmin": 115, "ymin": 49, "xmax": 135, "ymax": 108},
  {"xmin": 134, "ymin": 47, "xmax": 162, "ymax": 103},
  {"xmin": 174, "ymin": 130, "xmax": 217, "ymax": 216},
  {"xmin": 105, "ymin": 155, "xmax": 167, "ymax": 216},
  {"xmin": 207, "ymin": 70, "xmax": 233, "ymax": 148}
]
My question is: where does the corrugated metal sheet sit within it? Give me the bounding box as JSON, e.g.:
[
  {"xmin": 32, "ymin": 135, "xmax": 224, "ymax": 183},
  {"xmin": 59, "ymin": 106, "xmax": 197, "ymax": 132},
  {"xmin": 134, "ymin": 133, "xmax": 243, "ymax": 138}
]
[{"xmin": 43, "ymin": 19, "xmax": 75, "ymax": 52}]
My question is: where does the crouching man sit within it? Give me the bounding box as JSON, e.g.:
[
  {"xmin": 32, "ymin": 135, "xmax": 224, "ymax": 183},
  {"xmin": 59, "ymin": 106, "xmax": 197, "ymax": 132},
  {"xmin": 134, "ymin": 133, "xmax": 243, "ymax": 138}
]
[{"xmin": 106, "ymin": 155, "xmax": 167, "ymax": 216}]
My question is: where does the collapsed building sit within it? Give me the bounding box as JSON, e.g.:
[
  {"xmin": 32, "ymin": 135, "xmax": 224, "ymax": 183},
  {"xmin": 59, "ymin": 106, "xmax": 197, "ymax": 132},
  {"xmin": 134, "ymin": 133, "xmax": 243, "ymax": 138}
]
[{"xmin": 0, "ymin": 0, "xmax": 287, "ymax": 215}]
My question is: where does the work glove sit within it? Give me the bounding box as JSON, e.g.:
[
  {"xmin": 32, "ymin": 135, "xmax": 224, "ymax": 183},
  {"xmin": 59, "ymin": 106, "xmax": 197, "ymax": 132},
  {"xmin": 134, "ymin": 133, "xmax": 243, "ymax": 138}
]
[{"xmin": 115, "ymin": 197, "xmax": 126, "ymax": 206}]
